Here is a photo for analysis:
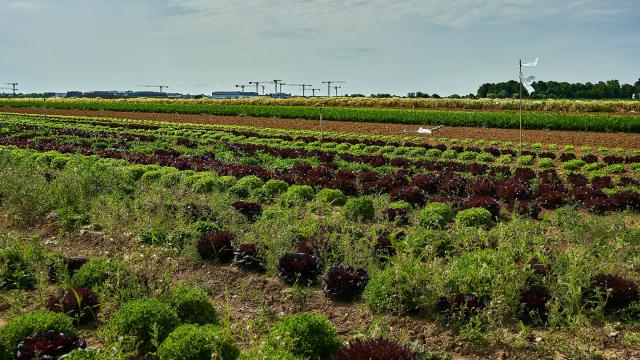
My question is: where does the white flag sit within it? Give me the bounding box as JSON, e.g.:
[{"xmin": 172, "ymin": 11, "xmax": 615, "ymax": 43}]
[{"xmin": 519, "ymin": 58, "xmax": 539, "ymax": 93}]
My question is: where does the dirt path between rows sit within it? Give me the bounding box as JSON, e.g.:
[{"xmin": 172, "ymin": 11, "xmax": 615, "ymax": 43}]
[{"xmin": 2, "ymin": 107, "xmax": 639, "ymax": 149}]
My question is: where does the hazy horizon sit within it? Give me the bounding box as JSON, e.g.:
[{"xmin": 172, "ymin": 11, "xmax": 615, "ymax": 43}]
[{"xmin": 1, "ymin": 0, "xmax": 638, "ymax": 96}]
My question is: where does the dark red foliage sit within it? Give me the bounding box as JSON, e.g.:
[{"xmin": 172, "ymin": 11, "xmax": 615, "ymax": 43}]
[
  {"xmin": 176, "ymin": 137, "xmax": 196, "ymax": 148},
  {"xmin": 390, "ymin": 157, "xmax": 410, "ymax": 168},
  {"xmin": 570, "ymin": 186, "xmax": 604, "ymax": 202},
  {"xmin": 539, "ymin": 152, "xmax": 556, "ymax": 159},
  {"xmin": 467, "ymin": 163, "xmax": 487, "ymax": 176},
  {"xmin": 589, "ymin": 274, "xmax": 639, "ymax": 310},
  {"xmin": 559, "ymin": 153, "xmax": 576, "ymax": 162},
  {"xmin": 497, "ymin": 179, "xmax": 531, "ymax": 203},
  {"xmin": 462, "ymin": 196, "xmax": 500, "ymax": 219},
  {"xmin": 603, "ymin": 155, "xmax": 624, "ymax": 165},
  {"xmin": 384, "ymin": 207, "xmax": 408, "ymax": 224},
  {"xmin": 47, "ymin": 258, "xmax": 89, "ymax": 283},
  {"xmin": 409, "ymin": 174, "xmax": 439, "ymax": 194},
  {"xmin": 618, "ymin": 177, "xmax": 640, "ymax": 187},
  {"xmin": 467, "ymin": 177, "xmax": 496, "ymax": 197},
  {"xmin": 277, "ymin": 253, "xmax": 321, "ymax": 286},
  {"xmin": 583, "ymin": 197, "xmax": 614, "ymax": 214},
  {"xmin": 528, "ymin": 257, "xmax": 550, "ymax": 277},
  {"xmin": 373, "ymin": 233, "xmax": 397, "ymax": 259},
  {"xmin": 437, "ymin": 173, "xmax": 467, "ymax": 196},
  {"xmin": 16, "ymin": 331, "xmax": 86, "ymax": 360},
  {"xmin": 591, "ymin": 176, "xmax": 613, "ymax": 189},
  {"xmin": 233, "ymin": 244, "xmax": 266, "ymax": 273},
  {"xmin": 358, "ymin": 170, "xmax": 380, "ymax": 184},
  {"xmin": 390, "ymin": 186, "xmax": 425, "ymax": 207},
  {"xmin": 611, "ymin": 190, "xmax": 640, "ymax": 211},
  {"xmin": 567, "ymin": 173, "xmax": 588, "ymax": 188},
  {"xmin": 322, "ymin": 266, "xmax": 369, "ymax": 301},
  {"xmin": 538, "ymin": 179, "xmax": 567, "ymax": 195},
  {"xmin": 520, "ymin": 283, "xmax": 551, "ymax": 323},
  {"xmin": 538, "ymin": 191, "xmax": 567, "ymax": 210},
  {"xmin": 436, "ymin": 293, "xmax": 484, "ymax": 318},
  {"xmin": 197, "ymin": 231, "xmax": 235, "ymax": 263},
  {"xmin": 514, "ymin": 168, "xmax": 536, "ymax": 181},
  {"xmin": 331, "ymin": 338, "xmax": 417, "ymax": 360},
  {"xmin": 330, "ymin": 178, "xmax": 359, "ymax": 196},
  {"xmin": 231, "ymin": 201, "xmax": 262, "ymax": 222},
  {"xmin": 46, "ymin": 288, "xmax": 100, "ymax": 324},
  {"xmin": 484, "ymin": 147, "xmax": 501, "ymax": 156},
  {"xmin": 581, "ymin": 154, "xmax": 598, "ymax": 163},
  {"xmin": 377, "ymin": 173, "xmax": 409, "ymax": 193}
]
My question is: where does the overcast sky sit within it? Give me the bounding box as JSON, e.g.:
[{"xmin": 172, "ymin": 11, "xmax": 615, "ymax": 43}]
[{"xmin": 1, "ymin": 0, "xmax": 638, "ymax": 96}]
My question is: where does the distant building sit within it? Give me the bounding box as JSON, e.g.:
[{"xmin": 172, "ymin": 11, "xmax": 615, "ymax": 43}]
[
  {"xmin": 268, "ymin": 93, "xmax": 291, "ymax": 99},
  {"xmin": 211, "ymin": 91, "xmax": 260, "ymax": 99},
  {"xmin": 66, "ymin": 91, "xmax": 83, "ymax": 97},
  {"xmin": 43, "ymin": 92, "xmax": 66, "ymax": 98}
]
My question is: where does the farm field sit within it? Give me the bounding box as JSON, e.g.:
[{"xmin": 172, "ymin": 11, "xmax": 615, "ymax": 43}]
[
  {"xmin": 1, "ymin": 98, "xmax": 640, "ymax": 132},
  {"xmin": 2, "ymin": 107, "xmax": 640, "ymax": 149},
  {"xmin": 0, "ymin": 112, "xmax": 639, "ymax": 360}
]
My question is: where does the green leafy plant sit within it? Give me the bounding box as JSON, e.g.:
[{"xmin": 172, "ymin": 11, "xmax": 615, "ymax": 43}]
[
  {"xmin": 455, "ymin": 208, "xmax": 493, "ymax": 229},
  {"xmin": 104, "ymin": 299, "xmax": 178, "ymax": 356},
  {"xmin": 164, "ymin": 284, "xmax": 217, "ymax": 325},
  {"xmin": 419, "ymin": 202, "xmax": 455, "ymax": 229},
  {"xmin": 0, "ymin": 310, "xmax": 76, "ymax": 360},
  {"xmin": 157, "ymin": 324, "xmax": 239, "ymax": 360},
  {"xmin": 265, "ymin": 313, "xmax": 341, "ymax": 360},
  {"xmin": 341, "ymin": 197, "xmax": 375, "ymax": 221}
]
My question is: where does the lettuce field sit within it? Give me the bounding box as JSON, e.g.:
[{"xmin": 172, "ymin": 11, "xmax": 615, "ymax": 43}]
[{"xmin": 0, "ymin": 111, "xmax": 639, "ymax": 359}]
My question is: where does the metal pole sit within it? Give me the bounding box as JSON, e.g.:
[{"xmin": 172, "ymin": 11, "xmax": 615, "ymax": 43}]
[
  {"xmin": 319, "ymin": 107, "xmax": 323, "ymax": 141},
  {"xmin": 327, "ymin": 82, "xmax": 331, "ymax": 97},
  {"xmin": 519, "ymin": 59, "xmax": 523, "ymax": 154}
]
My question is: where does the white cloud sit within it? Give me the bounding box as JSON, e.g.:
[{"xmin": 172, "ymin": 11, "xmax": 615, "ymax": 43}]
[{"xmin": 158, "ymin": 0, "xmax": 634, "ymax": 37}]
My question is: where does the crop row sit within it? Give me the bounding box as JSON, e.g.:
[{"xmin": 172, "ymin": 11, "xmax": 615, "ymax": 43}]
[
  {"xmin": 1, "ymin": 115, "xmax": 639, "ymax": 219},
  {"xmin": 2, "ymin": 98, "xmax": 640, "ymax": 132},
  {"xmin": 3, "ymin": 96, "xmax": 640, "ymax": 113}
]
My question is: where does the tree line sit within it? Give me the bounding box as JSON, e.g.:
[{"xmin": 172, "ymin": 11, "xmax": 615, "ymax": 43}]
[{"xmin": 477, "ymin": 79, "xmax": 640, "ymax": 99}]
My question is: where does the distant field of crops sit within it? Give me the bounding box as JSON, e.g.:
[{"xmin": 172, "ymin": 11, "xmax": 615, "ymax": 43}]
[
  {"xmin": 1, "ymin": 98, "xmax": 640, "ymax": 133},
  {"xmin": 3, "ymin": 97, "xmax": 639, "ymax": 113}
]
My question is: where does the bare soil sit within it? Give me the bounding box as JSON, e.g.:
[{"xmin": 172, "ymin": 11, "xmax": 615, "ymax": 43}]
[{"xmin": 2, "ymin": 107, "xmax": 639, "ymax": 149}]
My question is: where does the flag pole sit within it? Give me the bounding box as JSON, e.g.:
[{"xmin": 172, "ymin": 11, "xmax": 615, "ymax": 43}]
[{"xmin": 519, "ymin": 59, "xmax": 523, "ymax": 154}]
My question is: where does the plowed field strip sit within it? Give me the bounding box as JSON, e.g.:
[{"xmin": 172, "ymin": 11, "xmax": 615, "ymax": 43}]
[{"xmin": 2, "ymin": 107, "xmax": 639, "ymax": 148}]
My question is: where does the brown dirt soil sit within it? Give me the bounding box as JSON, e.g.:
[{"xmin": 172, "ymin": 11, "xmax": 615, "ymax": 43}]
[
  {"xmin": 2, "ymin": 107, "xmax": 639, "ymax": 149},
  {"xmin": 12, "ymin": 220, "xmax": 543, "ymax": 360}
]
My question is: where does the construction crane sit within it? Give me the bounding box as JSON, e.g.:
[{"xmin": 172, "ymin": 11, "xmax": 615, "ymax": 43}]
[
  {"xmin": 138, "ymin": 84, "xmax": 169, "ymax": 92},
  {"xmin": 285, "ymin": 84, "xmax": 313, "ymax": 97},
  {"xmin": 4, "ymin": 82, "xmax": 18, "ymax": 95},
  {"xmin": 321, "ymin": 81, "xmax": 345, "ymax": 97},
  {"xmin": 333, "ymin": 86, "xmax": 342, "ymax": 97},
  {"xmin": 272, "ymin": 80, "xmax": 283, "ymax": 94},
  {"xmin": 249, "ymin": 81, "xmax": 271, "ymax": 94},
  {"xmin": 311, "ymin": 88, "xmax": 321, "ymax": 97},
  {"xmin": 235, "ymin": 84, "xmax": 249, "ymax": 92}
]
